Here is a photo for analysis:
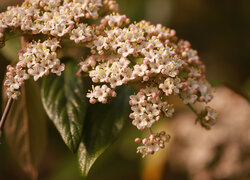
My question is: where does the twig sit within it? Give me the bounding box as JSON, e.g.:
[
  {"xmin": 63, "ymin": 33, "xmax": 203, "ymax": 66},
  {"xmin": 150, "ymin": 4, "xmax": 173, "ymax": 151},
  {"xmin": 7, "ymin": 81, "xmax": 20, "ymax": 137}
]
[
  {"xmin": 187, "ymin": 103, "xmax": 210, "ymax": 130},
  {"xmin": 148, "ymin": 128, "xmax": 153, "ymax": 134},
  {"xmin": 5, "ymin": 33, "xmax": 23, "ymax": 41},
  {"xmin": 186, "ymin": 103, "xmax": 199, "ymax": 117},
  {"xmin": 0, "ymin": 98, "xmax": 14, "ymax": 137}
]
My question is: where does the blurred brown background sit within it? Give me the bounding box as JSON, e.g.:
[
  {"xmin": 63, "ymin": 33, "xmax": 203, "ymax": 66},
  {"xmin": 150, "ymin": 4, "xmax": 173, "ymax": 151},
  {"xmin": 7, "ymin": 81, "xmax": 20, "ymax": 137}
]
[{"xmin": 0, "ymin": 0, "xmax": 250, "ymax": 180}]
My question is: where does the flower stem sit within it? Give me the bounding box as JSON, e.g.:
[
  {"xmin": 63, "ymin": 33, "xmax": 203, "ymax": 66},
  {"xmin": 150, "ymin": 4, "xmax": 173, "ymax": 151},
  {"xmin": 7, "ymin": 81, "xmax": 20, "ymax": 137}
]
[
  {"xmin": 187, "ymin": 103, "xmax": 210, "ymax": 129},
  {"xmin": 187, "ymin": 103, "xmax": 199, "ymax": 117},
  {"xmin": 148, "ymin": 128, "xmax": 153, "ymax": 134},
  {"xmin": 0, "ymin": 98, "xmax": 14, "ymax": 137},
  {"xmin": 5, "ymin": 33, "xmax": 23, "ymax": 41}
]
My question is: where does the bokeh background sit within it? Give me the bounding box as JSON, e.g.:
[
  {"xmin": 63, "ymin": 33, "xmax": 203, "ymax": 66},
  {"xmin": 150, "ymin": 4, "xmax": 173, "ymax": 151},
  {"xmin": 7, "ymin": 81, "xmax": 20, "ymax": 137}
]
[{"xmin": 0, "ymin": 0, "xmax": 250, "ymax": 180}]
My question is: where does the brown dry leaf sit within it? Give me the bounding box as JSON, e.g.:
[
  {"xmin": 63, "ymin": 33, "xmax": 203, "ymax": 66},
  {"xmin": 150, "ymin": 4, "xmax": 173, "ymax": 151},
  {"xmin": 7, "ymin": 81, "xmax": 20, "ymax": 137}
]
[{"xmin": 3, "ymin": 79, "xmax": 47, "ymax": 180}]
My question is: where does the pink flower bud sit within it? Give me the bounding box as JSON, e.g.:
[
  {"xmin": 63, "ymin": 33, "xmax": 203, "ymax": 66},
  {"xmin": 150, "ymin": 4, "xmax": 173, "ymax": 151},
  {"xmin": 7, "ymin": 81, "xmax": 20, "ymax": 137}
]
[
  {"xmin": 149, "ymin": 134, "xmax": 154, "ymax": 140},
  {"xmin": 125, "ymin": 18, "xmax": 130, "ymax": 24},
  {"xmin": 163, "ymin": 101, "xmax": 169, "ymax": 106},
  {"xmin": 111, "ymin": 91, "xmax": 117, "ymax": 97},
  {"xmin": 142, "ymin": 138, "xmax": 148, "ymax": 144},
  {"xmin": 199, "ymin": 96, "xmax": 205, "ymax": 101},
  {"xmin": 98, "ymin": 50, "xmax": 104, "ymax": 55},
  {"xmin": 89, "ymin": 98, "xmax": 96, "ymax": 104},
  {"xmin": 161, "ymin": 131, "xmax": 166, "ymax": 136},
  {"xmin": 134, "ymin": 138, "xmax": 141, "ymax": 143},
  {"xmin": 161, "ymin": 69, "xmax": 167, "ymax": 74},
  {"xmin": 152, "ymin": 92, "xmax": 157, "ymax": 98},
  {"xmin": 92, "ymin": 77, "xmax": 98, "ymax": 83},
  {"xmin": 156, "ymin": 137, "xmax": 161, "ymax": 142},
  {"xmin": 144, "ymin": 59, "xmax": 150, "ymax": 65},
  {"xmin": 81, "ymin": 65, "xmax": 88, "ymax": 72},
  {"xmin": 104, "ymin": 45, "xmax": 109, "ymax": 50},
  {"xmin": 91, "ymin": 49, "xmax": 96, "ymax": 54},
  {"xmin": 76, "ymin": 72, "xmax": 81, "ymax": 77},
  {"xmin": 143, "ymin": 76, "xmax": 149, "ymax": 81},
  {"xmin": 129, "ymin": 113, "xmax": 135, "ymax": 119},
  {"xmin": 148, "ymin": 97, "xmax": 153, "ymax": 101},
  {"xmin": 205, "ymin": 115, "xmax": 210, "ymax": 121},
  {"xmin": 102, "ymin": 99, "xmax": 107, "ymax": 104},
  {"xmin": 51, "ymin": 45, "xmax": 57, "ymax": 52}
]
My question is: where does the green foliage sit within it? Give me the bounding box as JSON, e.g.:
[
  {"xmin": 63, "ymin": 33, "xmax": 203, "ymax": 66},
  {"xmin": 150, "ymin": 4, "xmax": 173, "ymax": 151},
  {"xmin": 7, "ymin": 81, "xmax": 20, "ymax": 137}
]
[
  {"xmin": 41, "ymin": 58, "xmax": 131, "ymax": 177},
  {"xmin": 41, "ymin": 59, "xmax": 86, "ymax": 153},
  {"xmin": 2, "ymin": 78, "xmax": 47, "ymax": 180},
  {"xmin": 77, "ymin": 87, "xmax": 131, "ymax": 178}
]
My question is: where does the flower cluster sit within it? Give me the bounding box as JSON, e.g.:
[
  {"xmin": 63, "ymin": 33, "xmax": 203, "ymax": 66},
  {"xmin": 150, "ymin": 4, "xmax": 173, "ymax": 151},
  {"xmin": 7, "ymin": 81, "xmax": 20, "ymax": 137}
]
[
  {"xmin": 1, "ymin": 0, "xmax": 120, "ymax": 100},
  {"xmin": 200, "ymin": 106, "xmax": 217, "ymax": 128},
  {"xmin": 1, "ymin": 0, "xmax": 217, "ymax": 157},
  {"xmin": 0, "ymin": 0, "xmax": 118, "ymax": 39},
  {"xmin": 4, "ymin": 39, "xmax": 64, "ymax": 99},
  {"xmin": 78, "ymin": 14, "xmax": 216, "ymax": 156},
  {"xmin": 86, "ymin": 84, "xmax": 117, "ymax": 104},
  {"xmin": 135, "ymin": 131, "xmax": 171, "ymax": 157},
  {"xmin": 129, "ymin": 87, "xmax": 174, "ymax": 130}
]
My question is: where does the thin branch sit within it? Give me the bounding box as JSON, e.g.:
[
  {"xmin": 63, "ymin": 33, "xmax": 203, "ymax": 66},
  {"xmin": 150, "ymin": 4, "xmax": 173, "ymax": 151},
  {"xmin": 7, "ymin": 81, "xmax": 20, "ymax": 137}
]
[
  {"xmin": 5, "ymin": 33, "xmax": 23, "ymax": 41},
  {"xmin": 186, "ymin": 103, "xmax": 199, "ymax": 117},
  {"xmin": 0, "ymin": 98, "xmax": 14, "ymax": 135},
  {"xmin": 187, "ymin": 103, "xmax": 210, "ymax": 130},
  {"xmin": 148, "ymin": 128, "xmax": 153, "ymax": 134}
]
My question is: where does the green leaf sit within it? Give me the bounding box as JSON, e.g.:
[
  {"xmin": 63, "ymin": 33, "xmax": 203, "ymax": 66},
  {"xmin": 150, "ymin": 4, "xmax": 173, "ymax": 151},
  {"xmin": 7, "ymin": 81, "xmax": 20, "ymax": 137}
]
[
  {"xmin": 77, "ymin": 87, "xmax": 131, "ymax": 178},
  {"xmin": 3, "ymin": 78, "xmax": 47, "ymax": 180},
  {"xmin": 41, "ymin": 59, "xmax": 86, "ymax": 153}
]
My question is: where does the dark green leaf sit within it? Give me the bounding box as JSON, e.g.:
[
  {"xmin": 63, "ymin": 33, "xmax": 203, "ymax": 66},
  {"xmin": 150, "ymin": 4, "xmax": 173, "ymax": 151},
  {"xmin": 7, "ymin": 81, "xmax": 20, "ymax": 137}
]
[
  {"xmin": 3, "ymin": 78, "xmax": 47, "ymax": 180},
  {"xmin": 41, "ymin": 60, "xmax": 86, "ymax": 152},
  {"xmin": 77, "ymin": 87, "xmax": 131, "ymax": 178}
]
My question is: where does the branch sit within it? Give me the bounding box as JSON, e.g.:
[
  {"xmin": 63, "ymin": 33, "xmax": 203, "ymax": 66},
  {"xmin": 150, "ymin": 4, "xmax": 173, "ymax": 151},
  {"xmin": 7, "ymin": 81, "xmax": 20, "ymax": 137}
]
[
  {"xmin": 5, "ymin": 33, "xmax": 23, "ymax": 41},
  {"xmin": 0, "ymin": 98, "xmax": 14, "ymax": 138},
  {"xmin": 187, "ymin": 103, "xmax": 210, "ymax": 130},
  {"xmin": 186, "ymin": 103, "xmax": 200, "ymax": 117},
  {"xmin": 0, "ymin": 35, "xmax": 28, "ymax": 139}
]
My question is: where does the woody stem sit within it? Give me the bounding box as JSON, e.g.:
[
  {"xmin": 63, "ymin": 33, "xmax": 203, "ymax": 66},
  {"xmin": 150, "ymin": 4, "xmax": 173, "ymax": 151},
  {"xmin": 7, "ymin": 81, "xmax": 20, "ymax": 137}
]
[{"xmin": 0, "ymin": 98, "xmax": 14, "ymax": 132}]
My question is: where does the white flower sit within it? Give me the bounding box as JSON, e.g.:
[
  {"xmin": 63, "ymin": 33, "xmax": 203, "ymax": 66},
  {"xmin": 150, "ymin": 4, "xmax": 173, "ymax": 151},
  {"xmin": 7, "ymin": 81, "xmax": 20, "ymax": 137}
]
[
  {"xmin": 51, "ymin": 62, "xmax": 65, "ymax": 76},
  {"xmin": 15, "ymin": 69, "xmax": 29, "ymax": 81},
  {"xmin": 132, "ymin": 116, "xmax": 147, "ymax": 130},
  {"xmin": 93, "ymin": 86, "xmax": 108, "ymax": 102},
  {"xmin": 117, "ymin": 43, "xmax": 134, "ymax": 57},
  {"xmin": 7, "ymin": 90, "xmax": 20, "ymax": 99},
  {"xmin": 25, "ymin": 55, "xmax": 36, "ymax": 68},
  {"xmin": 28, "ymin": 64, "xmax": 45, "ymax": 81},
  {"xmin": 133, "ymin": 64, "xmax": 147, "ymax": 77},
  {"xmin": 4, "ymin": 76, "xmax": 20, "ymax": 90},
  {"xmin": 70, "ymin": 28, "xmax": 85, "ymax": 43},
  {"xmin": 181, "ymin": 92, "xmax": 198, "ymax": 104},
  {"xmin": 130, "ymin": 93, "xmax": 145, "ymax": 105},
  {"xmin": 162, "ymin": 104, "xmax": 174, "ymax": 117},
  {"xmin": 94, "ymin": 37, "xmax": 108, "ymax": 51},
  {"xmin": 159, "ymin": 78, "xmax": 175, "ymax": 96},
  {"xmin": 206, "ymin": 106, "xmax": 217, "ymax": 121},
  {"xmin": 145, "ymin": 104, "xmax": 160, "ymax": 117},
  {"xmin": 52, "ymin": 24, "xmax": 68, "ymax": 37},
  {"xmin": 131, "ymin": 105, "xmax": 145, "ymax": 116},
  {"xmin": 150, "ymin": 62, "xmax": 162, "ymax": 74},
  {"xmin": 109, "ymin": 76, "xmax": 123, "ymax": 88}
]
